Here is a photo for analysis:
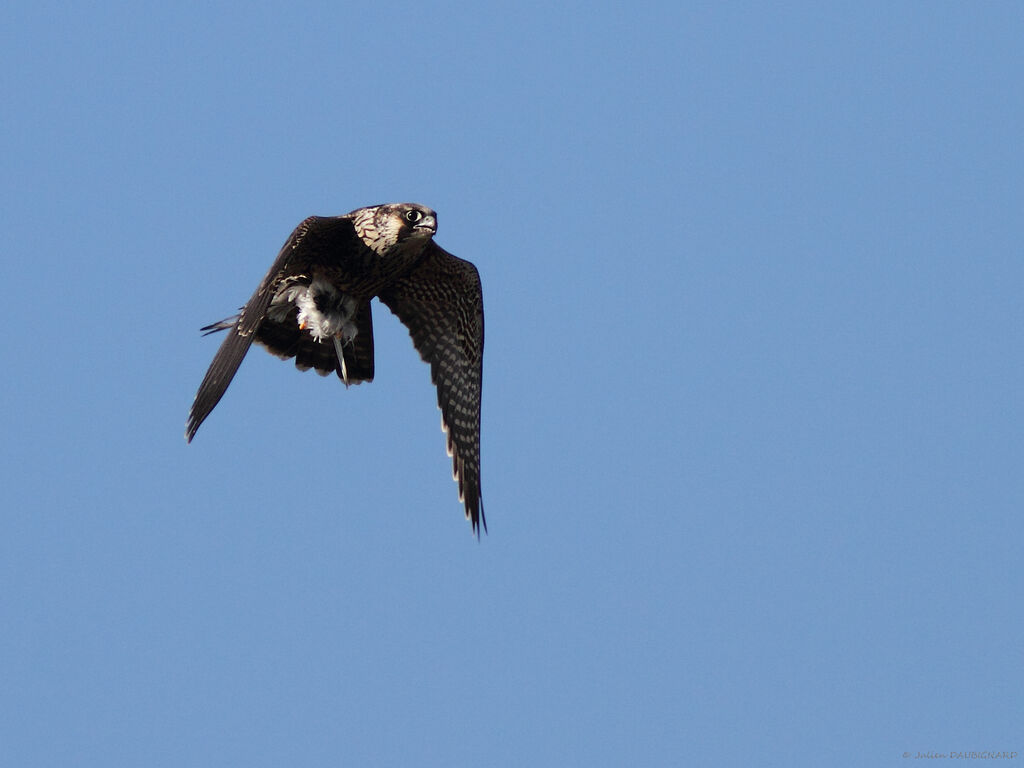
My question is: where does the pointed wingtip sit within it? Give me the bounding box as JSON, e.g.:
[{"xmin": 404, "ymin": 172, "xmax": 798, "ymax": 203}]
[
  {"xmin": 470, "ymin": 500, "xmax": 487, "ymax": 539},
  {"xmin": 185, "ymin": 404, "xmax": 204, "ymax": 443}
]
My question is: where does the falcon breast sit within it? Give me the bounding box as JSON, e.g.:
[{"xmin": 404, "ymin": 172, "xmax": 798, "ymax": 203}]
[{"xmin": 185, "ymin": 203, "xmax": 486, "ymax": 535}]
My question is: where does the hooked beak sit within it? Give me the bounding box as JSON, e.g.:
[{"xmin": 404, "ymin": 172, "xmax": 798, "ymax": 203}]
[{"xmin": 414, "ymin": 214, "xmax": 437, "ymax": 235}]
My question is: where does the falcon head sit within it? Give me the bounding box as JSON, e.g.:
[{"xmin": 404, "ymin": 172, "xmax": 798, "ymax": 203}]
[{"xmin": 351, "ymin": 203, "xmax": 437, "ymax": 254}]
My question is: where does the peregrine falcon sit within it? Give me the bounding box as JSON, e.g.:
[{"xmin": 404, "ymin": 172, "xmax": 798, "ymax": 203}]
[{"xmin": 185, "ymin": 203, "xmax": 485, "ymax": 535}]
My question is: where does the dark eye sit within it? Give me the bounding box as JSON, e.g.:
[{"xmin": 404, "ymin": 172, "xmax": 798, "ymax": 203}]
[{"xmin": 405, "ymin": 210, "xmax": 423, "ymax": 223}]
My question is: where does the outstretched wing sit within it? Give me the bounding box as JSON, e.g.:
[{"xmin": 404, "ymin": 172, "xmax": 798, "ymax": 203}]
[
  {"xmin": 378, "ymin": 241, "xmax": 486, "ymax": 534},
  {"xmin": 185, "ymin": 216, "xmax": 358, "ymax": 441}
]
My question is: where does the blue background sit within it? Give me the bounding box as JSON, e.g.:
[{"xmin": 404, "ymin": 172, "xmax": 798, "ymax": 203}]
[{"xmin": 2, "ymin": 2, "xmax": 1021, "ymax": 766}]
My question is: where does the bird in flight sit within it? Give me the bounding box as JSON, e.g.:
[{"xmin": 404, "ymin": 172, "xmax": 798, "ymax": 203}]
[{"xmin": 185, "ymin": 203, "xmax": 485, "ymax": 535}]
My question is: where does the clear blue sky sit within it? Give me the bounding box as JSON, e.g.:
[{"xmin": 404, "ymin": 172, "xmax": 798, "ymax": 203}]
[{"xmin": 2, "ymin": 2, "xmax": 1021, "ymax": 766}]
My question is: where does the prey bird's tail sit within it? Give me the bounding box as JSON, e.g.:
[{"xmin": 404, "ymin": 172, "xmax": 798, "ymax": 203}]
[{"xmin": 200, "ymin": 316, "xmax": 239, "ymax": 336}]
